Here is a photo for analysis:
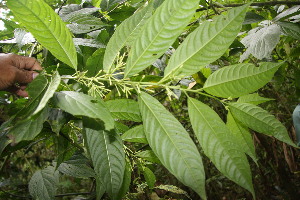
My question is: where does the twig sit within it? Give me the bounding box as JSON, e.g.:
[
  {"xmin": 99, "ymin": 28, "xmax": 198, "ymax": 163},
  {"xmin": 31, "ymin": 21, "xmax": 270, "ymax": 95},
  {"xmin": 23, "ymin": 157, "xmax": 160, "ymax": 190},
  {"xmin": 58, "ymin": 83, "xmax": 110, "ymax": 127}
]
[{"xmin": 196, "ymin": 1, "xmax": 300, "ymax": 12}]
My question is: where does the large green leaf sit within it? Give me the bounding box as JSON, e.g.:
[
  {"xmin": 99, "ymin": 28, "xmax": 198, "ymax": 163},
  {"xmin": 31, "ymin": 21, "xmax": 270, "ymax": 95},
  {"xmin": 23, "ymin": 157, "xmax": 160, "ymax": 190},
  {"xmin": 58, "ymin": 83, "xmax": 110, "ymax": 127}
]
[
  {"xmin": 138, "ymin": 92, "xmax": 206, "ymax": 199},
  {"xmin": 203, "ymin": 62, "xmax": 283, "ymax": 98},
  {"xmin": 8, "ymin": 107, "xmax": 49, "ymax": 143},
  {"xmin": 121, "ymin": 125, "xmax": 147, "ymax": 144},
  {"xmin": 188, "ymin": 98, "xmax": 254, "ymax": 196},
  {"xmin": 29, "ymin": 166, "xmax": 59, "ymax": 200},
  {"xmin": 83, "ymin": 118, "xmax": 125, "ymax": 199},
  {"xmin": 52, "ymin": 91, "xmax": 114, "ymax": 130},
  {"xmin": 188, "ymin": 98, "xmax": 255, "ymax": 196},
  {"xmin": 33, "ymin": 71, "xmax": 61, "ymax": 115},
  {"xmin": 229, "ymin": 102, "xmax": 296, "ymax": 147},
  {"xmin": 7, "ymin": 0, "xmax": 77, "ymax": 69},
  {"xmin": 116, "ymin": 159, "xmax": 131, "ymax": 200},
  {"xmin": 124, "ymin": 0, "xmax": 199, "ymax": 78},
  {"xmin": 103, "ymin": 3, "xmax": 153, "ymax": 73},
  {"xmin": 105, "ymin": 99, "xmax": 142, "ymax": 122},
  {"xmin": 227, "ymin": 111, "xmax": 257, "ymax": 163},
  {"xmin": 162, "ymin": 4, "xmax": 249, "ymax": 80}
]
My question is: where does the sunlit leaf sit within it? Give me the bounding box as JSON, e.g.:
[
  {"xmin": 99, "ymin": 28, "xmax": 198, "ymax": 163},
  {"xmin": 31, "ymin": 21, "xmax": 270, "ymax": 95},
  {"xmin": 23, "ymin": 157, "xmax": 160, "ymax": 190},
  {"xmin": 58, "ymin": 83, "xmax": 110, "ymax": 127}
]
[
  {"xmin": 124, "ymin": 0, "xmax": 199, "ymax": 78},
  {"xmin": 162, "ymin": 4, "xmax": 249, "ymax": 80},
  {"xmin": 103, "ymin": 3, "xmax": 153, "ymax": 73},
  {"xmin": 203, "ymin": 62, "xmax": 282, "ymax": 98},
  {"xmin": 7, "ymin": 0, "xmax": 77, "ymax": 69}
]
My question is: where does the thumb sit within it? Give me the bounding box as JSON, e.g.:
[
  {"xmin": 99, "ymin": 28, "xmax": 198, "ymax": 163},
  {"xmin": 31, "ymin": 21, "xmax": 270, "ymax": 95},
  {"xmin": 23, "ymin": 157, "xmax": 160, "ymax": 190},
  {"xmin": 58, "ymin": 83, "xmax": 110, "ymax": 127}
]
[{"xmin": 14, "ymin": 69, "xmax": 39, "ymax": 84}]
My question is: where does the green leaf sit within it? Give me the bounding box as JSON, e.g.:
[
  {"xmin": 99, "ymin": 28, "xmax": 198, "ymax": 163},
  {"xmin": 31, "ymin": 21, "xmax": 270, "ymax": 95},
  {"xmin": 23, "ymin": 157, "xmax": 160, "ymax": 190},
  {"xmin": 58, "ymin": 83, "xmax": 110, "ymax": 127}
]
[
  {"xmin": 7, "ymin": 0, "xmax": 77, "ymax": 69},
  {"xmin": 83, "ymin": 118, "xmax": 125, "ymax": 199},
  {"xmin": 86, "ymin": 48, "xmax": 104, "ymax": 77},
  {"xmin": 52, "ymin": 91, "xmax": 114, "ymax": 130},
  {"xmin": 8, "ymin": 107, "xmax": 49, "ymax": 143},
  {"xmin": 124, "ymin": 0, "xmax": 199, "ymax": 78},
  {"xmin": 58, "ymin": 163, "xmax": 96, "ymax": 178},
  {"xmin": 188, "ymin": 98, "xmax": 254, "ymax": 196},
  {"xmin": 229, "ymin": 102, "xmax": 296, "ymax": 147},
  {"xmin": 237, "ymin": 93, "xmax": 274, "ymax": 105},
  {"xmin": 203, "ymin": 62, "xmax": 283, "ymax": 98},
  {"xmin": 121, "ymin": 125, "xmax": 148, "ymax": 144},
  {"xmin": 33, "ymin": 71, "xmax": 61, "ymax": 115},
  {"xmin": 27, "ymin": 74, "xmax": 49, "ymax": 100},
  {"xmin": 162, "ymin": 4, "xmax": 249, "ymax": 80},
  {"xmin": 143, "ymin": 167, "xmax": 156, "ymax": 189},
  {"xmin": 105, "ymin": 99, "xmax": 142, "ymax": 122},
  {"xmin": 103, "ymin": 3, "xmax": 153, "ymax": 73},
  {"xmin": 135, "ymin": 150, "xmax": 161, "ymax": 164},
  {"xmin": 243, "ymin": 12, "xmax": 265, "ymax": 24},
  {"xmin": 48, "ymin": 108, "xmax": 70, "ymax": 135},
  {"xmin": 55, "ymin": 135, "xmax": 76, "ymax": 169},
  {"xmin": 138, "ymin": 92, "xmax": 206, "ymax": 199},
  {"xmin": 227, "ymin": 111, "xmax": 257, "ymax": 163},
  {"xmin": 92, "ymin": 0, "xmax": 103, "ymax": 7},
  {"xmin": 29, "ymin": 166, "xmax": 59, "ymax": 200},
  {"xmin": 116, "ymin": 159, "xmax": 132, "ymax": 200},
  {"xmin": 277, "ymin": 21, "xmax": 300, "ymax": 40}
]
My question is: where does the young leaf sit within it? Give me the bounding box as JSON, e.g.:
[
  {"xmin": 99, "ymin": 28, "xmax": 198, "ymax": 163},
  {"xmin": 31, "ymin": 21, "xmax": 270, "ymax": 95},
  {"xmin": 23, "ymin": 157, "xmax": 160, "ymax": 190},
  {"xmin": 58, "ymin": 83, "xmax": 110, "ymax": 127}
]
[
  {"xmin": 105, "ymin": 99, "xmax": 142, "ymax": 122},
  {"xmin": 227, "ymin": 111, "xmax": 257, "ymax": 163},
  {"xmin": 8, "ymin": 107, "xmax": 49, "ymax": 143},
  {"xmin": 29, "ymin": 166, "xmax": 59, "ymax": 200},
  {"xmin": 142, "ymin": 167, "xmax": 156, "ymax": 189},
  {"xmin": 188, "ymin": 98, "xmax": 254, "ymax": 196},
  {"xmin": 135, "ymin": 150, "xmax": 161, "ymax": 164},
  {"xmin": 124, "ymin": 0, "xmax": 199, "ymax": 78},
  {"xmin": 162, "ymin": 4, "xmax": 249, "ymax": 80},
  {"xmin": 33, "ymin": 71, "xmax": 61, "ymax": 115},
  {"xmin": 121, "ymin": 125, "xmax": 148, "ymax": 144},
  {"xmin": 58, "ymin": 163, "xmax": 96, "ymax": 178},
  {"xmin": 103, "ymin": 3, "xmax": 153, "ymax": 73},
  {"xmin": 138, "ymin": 92, "xmax": 206, "ymax": 199},
  {"xmin": 52, "ymin": 91, "xmax": 114, "ymax": 130},
  {"xmin": 229, "ymin": 102, "xmax": 297, "ymax": 147},
  {"xmin": 83, "ymin": 118, "xmax": 125, "ymax": 199},
  {"xmin": 237, "ymin": 93, "xmax": 274, "ymax": 105},
  {"xmin": 203, "ymin": 62, "xmax": 283, "ymax": 98},
  {"xmin": 7, "ymin": 0, "xmax": 77, "ymax": 69},
  {"xmin": 240, "ymin": 24, "xmax": 281, "ymax": 62}
]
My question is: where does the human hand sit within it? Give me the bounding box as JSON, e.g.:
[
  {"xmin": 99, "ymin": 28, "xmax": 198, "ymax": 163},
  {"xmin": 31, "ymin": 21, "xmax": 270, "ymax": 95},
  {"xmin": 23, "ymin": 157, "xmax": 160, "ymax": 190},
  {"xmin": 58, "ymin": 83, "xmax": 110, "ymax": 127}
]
[{"xmin": 0, "ymin": 53, "xmax": 42, "ymax": 97}]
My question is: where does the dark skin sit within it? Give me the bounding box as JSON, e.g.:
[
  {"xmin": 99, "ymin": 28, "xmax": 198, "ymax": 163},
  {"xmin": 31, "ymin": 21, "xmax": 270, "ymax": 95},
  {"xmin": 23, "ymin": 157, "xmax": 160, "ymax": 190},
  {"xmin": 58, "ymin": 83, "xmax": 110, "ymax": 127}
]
[{"xmin": 0, "ymin": 53, "xmax": 42, "ymax": 97}]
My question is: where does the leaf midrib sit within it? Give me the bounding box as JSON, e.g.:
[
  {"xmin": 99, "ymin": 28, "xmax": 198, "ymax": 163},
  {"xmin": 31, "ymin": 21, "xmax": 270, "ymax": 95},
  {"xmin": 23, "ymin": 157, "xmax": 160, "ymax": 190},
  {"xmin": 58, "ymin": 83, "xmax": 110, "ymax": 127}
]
[
  {"xmin": 204, "ymin": 65, "xmax": 275, "ymax": 90},
  {"xmin": 125, "ymin": 0, "xmax": 194, "ymax": 77},
  {"xmin": 140, "ymin": 95, "xmax": 194, "ymax": 173},
  {"xmin": 13, "ymin": 0, "xmax": 75, "ymax": 68}
]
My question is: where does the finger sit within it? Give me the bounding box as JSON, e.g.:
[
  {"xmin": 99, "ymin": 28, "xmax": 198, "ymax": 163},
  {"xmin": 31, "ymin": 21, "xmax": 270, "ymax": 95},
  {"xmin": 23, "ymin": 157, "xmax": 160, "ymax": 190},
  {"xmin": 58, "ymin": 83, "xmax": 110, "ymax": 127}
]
[
  {"xmin": 14, "ymin": 68, "xmax": 39, "ymax": 84},
  {"xmin": 12, "ymin": 54, "xmax": 43, "ymax": 71},
  {"xmin": 6, "ymin": 86, "xmax": 28, "ymax": 97}
]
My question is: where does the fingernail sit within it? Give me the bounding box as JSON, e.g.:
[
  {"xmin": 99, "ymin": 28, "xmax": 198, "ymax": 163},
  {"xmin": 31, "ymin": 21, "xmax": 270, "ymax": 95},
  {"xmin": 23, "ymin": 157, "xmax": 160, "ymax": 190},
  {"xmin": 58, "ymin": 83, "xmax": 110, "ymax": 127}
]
[{"xmin": 32, "ymin": 72, "xmax": 39, "ymax": 79}]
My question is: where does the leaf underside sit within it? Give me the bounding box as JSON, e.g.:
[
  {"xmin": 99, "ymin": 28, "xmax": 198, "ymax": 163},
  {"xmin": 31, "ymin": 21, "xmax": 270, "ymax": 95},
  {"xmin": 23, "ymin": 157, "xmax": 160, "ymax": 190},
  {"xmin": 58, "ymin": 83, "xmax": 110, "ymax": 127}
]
[{"xmin": 138, "ymin": 92, "xmax": 206, "ymax": 199}]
